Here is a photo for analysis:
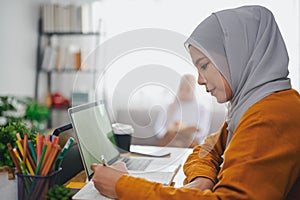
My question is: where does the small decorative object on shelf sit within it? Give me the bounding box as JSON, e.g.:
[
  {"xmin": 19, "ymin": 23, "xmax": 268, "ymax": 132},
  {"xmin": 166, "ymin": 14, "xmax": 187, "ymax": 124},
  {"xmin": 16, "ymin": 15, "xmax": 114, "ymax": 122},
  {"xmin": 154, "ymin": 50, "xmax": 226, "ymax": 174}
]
[{"xmin": 50, "ymin": 92, "xmax": 71, "ymax": 109}]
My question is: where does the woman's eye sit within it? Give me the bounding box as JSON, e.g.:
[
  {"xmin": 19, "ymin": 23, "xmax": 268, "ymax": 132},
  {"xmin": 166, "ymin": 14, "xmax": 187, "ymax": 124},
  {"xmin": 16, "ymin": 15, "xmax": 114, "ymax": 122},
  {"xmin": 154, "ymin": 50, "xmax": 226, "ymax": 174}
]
[{"xmin": 200, "ymin": 63, "xmax": 209, "ymax": 70}]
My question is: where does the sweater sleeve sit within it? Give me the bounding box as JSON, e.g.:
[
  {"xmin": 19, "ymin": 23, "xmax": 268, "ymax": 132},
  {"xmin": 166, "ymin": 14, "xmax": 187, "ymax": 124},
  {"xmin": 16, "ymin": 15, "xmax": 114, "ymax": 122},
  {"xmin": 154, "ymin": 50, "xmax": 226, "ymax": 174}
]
[
  {"xmin": 116, "ymin": 175, "xmax": 220, "ymax": 200},
  {"xmin": 183, "ymin": 123, "xmax": 227, "ymax": 184}
]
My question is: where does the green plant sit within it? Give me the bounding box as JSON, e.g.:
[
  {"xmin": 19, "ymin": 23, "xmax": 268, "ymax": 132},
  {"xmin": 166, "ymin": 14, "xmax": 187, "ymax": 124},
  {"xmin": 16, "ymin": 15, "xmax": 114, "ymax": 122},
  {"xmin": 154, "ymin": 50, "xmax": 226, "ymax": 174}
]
[
  {"xmin": 0, "ymin": 121, "xmax": 37, "ymax": 167},
  {"xmin": 45, "ymin": 185, "xmax": 73, "ymax": 200},
  {"xmin": 25, "ymin": 98, "xmax": 50, "ymax": 122},
  {"xmin": 0, "ymin": 96, "xmax": 15, "ymax": 116},
  {"xmin": 0, "ymin": 96, "xmax": 50, "ymax": 131}
]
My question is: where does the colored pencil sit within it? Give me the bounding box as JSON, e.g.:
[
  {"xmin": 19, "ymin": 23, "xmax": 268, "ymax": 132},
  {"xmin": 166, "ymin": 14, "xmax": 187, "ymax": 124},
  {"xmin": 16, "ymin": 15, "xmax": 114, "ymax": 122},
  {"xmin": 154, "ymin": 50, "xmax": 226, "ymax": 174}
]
[{"xmin": 7, "ymin": 143, "xmax": 21, "ymax": 173}]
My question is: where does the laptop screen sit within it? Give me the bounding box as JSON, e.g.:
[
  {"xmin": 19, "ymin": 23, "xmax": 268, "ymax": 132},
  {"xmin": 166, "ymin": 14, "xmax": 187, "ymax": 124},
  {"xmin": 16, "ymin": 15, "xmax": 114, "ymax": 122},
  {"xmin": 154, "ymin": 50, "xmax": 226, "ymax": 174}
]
[{"xmin": 68, "ymin": 101, "xmax": 119, "ymax": 178}]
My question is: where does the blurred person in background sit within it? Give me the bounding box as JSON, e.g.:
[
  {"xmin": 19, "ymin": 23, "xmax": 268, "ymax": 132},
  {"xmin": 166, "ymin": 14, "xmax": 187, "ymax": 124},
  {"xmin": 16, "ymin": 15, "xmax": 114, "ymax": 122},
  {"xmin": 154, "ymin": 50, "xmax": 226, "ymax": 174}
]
[{"xmin": 155, "ymin": 74, "xmax": 210, "ymax": 147}]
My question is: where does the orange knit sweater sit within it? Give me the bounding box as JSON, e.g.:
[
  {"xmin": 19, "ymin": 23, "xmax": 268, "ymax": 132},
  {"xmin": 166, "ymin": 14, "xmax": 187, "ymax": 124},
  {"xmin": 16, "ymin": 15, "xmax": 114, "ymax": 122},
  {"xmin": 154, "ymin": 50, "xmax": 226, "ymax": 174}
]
[{"xmin": 115, "ymin": 89, "xmax": 300, "ymax": 200}]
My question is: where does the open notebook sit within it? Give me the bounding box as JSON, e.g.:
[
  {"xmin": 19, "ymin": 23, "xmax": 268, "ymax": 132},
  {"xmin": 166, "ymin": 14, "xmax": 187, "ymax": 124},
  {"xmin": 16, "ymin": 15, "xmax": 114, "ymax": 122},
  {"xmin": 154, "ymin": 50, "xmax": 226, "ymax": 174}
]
[{"xmin": 69, "ymin": 101, "xmax": 182, "ymax": 199}]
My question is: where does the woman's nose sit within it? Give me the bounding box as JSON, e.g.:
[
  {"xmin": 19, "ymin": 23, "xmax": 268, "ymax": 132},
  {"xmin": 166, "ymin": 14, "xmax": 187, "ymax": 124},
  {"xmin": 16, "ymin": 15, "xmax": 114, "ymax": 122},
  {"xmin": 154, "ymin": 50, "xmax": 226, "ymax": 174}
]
[{"xmin": 197, "ymin": 73, "xmax": 207, "ymax": 85}]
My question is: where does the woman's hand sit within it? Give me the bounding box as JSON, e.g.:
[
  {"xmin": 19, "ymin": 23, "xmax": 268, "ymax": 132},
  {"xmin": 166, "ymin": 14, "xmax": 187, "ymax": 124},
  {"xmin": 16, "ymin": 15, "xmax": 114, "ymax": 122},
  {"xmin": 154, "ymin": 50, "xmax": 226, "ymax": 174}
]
[
  {"xmin": 91, "ymin": 162, "xmax": 128, "ymax": 199},
  {"xmin": 183, "ymin": 177, "xmax": 215, "ymax": 191}
]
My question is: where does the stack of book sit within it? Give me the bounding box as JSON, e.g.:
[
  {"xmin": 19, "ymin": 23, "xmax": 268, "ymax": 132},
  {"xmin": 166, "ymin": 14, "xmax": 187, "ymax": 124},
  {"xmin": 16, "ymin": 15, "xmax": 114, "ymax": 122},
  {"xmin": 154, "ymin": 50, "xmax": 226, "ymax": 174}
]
[{"xmin": 41, "ymin": 3, "xmax": 100, "ymax": 33}]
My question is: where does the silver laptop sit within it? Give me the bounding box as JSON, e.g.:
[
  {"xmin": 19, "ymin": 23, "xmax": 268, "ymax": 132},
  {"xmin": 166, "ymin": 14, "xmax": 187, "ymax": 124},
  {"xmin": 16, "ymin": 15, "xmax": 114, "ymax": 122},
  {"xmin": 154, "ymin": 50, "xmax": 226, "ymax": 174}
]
[{"xmin": 68, "ymin": 100, "xmax": 181, "ymax": 185}]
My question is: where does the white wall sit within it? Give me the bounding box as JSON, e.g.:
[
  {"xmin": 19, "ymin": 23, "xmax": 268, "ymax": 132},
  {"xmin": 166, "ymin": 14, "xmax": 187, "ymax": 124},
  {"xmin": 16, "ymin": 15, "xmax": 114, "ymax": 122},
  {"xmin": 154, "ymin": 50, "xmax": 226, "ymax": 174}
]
[{"xmin": 0, "ymin": 0, "xmax": 42, "ymax": 96}]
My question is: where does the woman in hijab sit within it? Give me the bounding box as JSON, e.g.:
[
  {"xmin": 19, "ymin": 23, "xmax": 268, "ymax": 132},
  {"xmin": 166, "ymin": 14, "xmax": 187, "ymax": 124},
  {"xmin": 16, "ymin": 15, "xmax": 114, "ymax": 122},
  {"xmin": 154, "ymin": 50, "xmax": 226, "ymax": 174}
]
[{"xmin": 91, "ymin": 5, "xmax": 300, "ymax": 199}]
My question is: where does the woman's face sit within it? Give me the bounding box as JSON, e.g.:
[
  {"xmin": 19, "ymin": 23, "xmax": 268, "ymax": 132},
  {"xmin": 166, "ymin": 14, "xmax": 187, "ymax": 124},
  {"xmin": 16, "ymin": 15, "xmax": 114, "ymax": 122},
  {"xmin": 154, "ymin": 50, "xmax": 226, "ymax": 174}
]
[{"xmin": 189, "ymin": 46, "xmax": 232, "ymax": 103}]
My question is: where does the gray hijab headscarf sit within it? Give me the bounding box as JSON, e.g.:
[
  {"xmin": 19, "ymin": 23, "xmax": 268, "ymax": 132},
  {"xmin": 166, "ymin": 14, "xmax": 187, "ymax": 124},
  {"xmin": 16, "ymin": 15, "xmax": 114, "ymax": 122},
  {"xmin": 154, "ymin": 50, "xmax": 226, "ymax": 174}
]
[{"xmin": 185, "ymin": 5, "xmax": 291, "ymax": 146}]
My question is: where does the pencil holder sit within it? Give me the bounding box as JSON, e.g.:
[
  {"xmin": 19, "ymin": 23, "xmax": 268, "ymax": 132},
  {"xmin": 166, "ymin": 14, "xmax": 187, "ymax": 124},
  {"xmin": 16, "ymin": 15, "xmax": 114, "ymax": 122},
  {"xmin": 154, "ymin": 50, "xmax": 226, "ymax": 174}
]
[{"xmin": 16, "ymin": 168, "xmax": 62, "ymax": 200}]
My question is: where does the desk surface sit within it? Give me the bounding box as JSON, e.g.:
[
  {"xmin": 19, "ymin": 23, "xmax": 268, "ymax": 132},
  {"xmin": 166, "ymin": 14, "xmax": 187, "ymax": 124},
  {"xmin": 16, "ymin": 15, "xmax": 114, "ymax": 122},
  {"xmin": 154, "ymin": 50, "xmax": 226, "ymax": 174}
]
[{"xmin": 0, "ymin": 145, "xmax": 192, "ymax": 199}]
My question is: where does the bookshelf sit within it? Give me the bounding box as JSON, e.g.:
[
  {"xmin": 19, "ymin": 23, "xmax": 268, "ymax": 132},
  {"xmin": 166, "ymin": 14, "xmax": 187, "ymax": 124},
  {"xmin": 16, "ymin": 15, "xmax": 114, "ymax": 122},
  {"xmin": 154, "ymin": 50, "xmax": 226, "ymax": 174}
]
[{"xmin": 35, "ymin": 3, "xmax": 101, "ymax": 128}]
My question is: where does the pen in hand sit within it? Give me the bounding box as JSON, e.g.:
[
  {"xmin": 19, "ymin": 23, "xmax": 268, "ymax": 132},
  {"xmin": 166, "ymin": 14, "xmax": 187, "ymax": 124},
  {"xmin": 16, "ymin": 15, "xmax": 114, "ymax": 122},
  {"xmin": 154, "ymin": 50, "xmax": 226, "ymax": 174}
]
[{"xmin": 100, "ymin": 155, "xmax": 107, "ymax": 166}]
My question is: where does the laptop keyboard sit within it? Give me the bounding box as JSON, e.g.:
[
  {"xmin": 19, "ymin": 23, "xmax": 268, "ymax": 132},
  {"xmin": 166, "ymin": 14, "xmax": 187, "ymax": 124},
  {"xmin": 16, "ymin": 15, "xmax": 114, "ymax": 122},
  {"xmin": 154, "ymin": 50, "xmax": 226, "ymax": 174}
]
[{"xmin": 121, "ymin": 157, "xmax": 153, "ymax": 171}]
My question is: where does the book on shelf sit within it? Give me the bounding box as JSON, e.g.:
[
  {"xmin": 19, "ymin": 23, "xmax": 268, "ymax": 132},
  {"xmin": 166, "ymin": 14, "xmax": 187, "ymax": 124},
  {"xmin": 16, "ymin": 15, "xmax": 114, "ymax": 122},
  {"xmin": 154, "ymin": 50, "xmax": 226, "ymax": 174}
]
[
  {"xmin": 70, "ymin": 4, "xmax": 82, "ymax": 32},
  {"xmin": 81, "ymin": 3, "xmax": 92, "ymax": 33},
  {"xmin": 41, "ymin": 4, "xmax": 54, "ymax": 32},
  {"xmin": 62, "ymin": 5, "xmax": 70, "ymax": 33},
  {"xmin": 55, "ymin": 47, "xmax": 65, "ymax": 71},
  {"xmin": 41, "ymin": 46, "xmax": 57, "ymax": 72}
]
